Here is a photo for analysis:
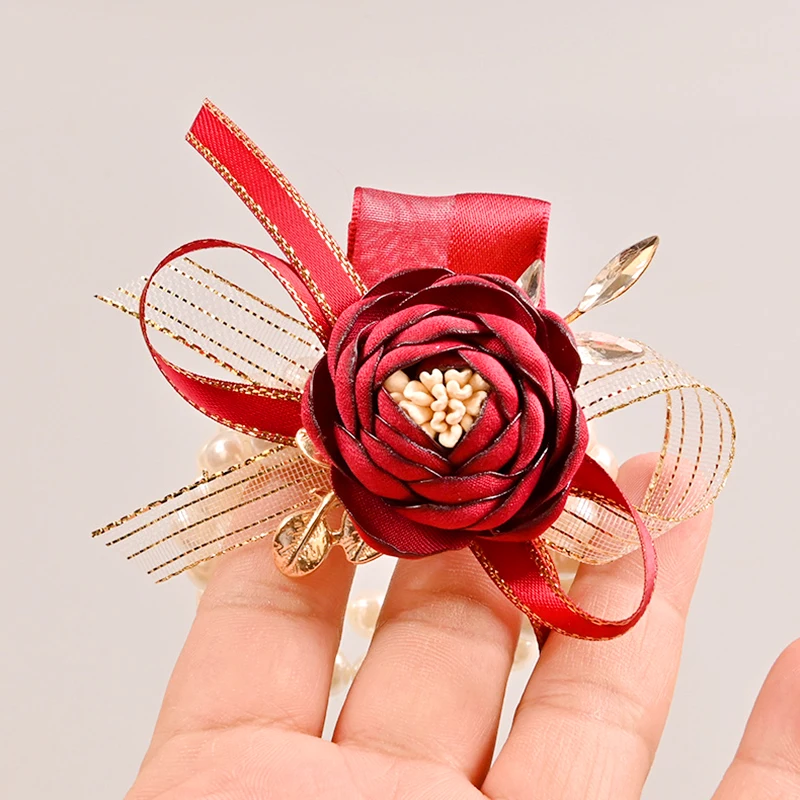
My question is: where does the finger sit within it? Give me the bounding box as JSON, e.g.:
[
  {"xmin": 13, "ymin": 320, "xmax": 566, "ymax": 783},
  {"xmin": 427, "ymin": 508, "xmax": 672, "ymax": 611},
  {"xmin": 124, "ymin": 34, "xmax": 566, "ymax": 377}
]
[
  {"xmin": 712, "ymin": 640, "xmax": 800, "ymax": 799},
  {"xmin": 334, "ymin": 548, "xmax": 521, "ymax": 784},
  {"xmin": 484, "ymin": 455, "xmax": 714, "ymax": 800},
  {"xmin": 145, "ymin": 538, "xmax": 355, "ymax": 757}
]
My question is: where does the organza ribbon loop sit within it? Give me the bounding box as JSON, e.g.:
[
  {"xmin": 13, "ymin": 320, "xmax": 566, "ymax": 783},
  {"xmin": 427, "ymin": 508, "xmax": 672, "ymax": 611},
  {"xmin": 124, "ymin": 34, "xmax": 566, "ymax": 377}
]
[
  {"xmin": 138, "ymin": 239, "xmax": 334, "ymax": 443},
  {"xmin": 91, "ymin": 443, "xmax": 332, "ymax": 583},
  {"xmin": 543, "ymin": 337, "xmax": 735, "ymax": 565}
]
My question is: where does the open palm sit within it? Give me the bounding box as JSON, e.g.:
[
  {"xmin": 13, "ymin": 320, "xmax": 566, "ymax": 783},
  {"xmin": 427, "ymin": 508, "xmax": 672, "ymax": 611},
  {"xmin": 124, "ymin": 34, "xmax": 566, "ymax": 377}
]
[{"xmin": 127, "ymin": 460, "xmax": 800, "ymax": 799}]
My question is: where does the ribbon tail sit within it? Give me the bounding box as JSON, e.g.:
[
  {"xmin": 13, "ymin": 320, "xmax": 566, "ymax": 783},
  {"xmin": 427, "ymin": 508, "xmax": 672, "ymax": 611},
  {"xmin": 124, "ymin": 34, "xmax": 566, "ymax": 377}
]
[
  {"xmin": 471, "ymin": 455, "xmax": 658, "ymax": 641},
  {"xmin": 189, "ymin": 100, "xmax": 365, "ymax": 321}
]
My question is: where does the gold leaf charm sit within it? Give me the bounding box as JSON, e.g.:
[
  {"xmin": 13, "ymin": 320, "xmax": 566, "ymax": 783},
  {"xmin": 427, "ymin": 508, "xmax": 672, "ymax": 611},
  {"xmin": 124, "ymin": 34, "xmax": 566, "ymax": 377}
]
[
  {"xmin": 295, "ymin": 427, "xmax": 328, "ymax": 466},
  {"xmin": 338, "ymin": 513, "xmax": 382, "ymax": 564},
  {"xmin": 564, "ymin": 236, "xmax": 659, "ymax": 324},
  {"xmin": 517, "ymin": 259, "xmax": 545, "ymax": 305},
  {"xmin": 575, "ymin": 331, "xmax": 644, "ymax": 366},
  {"xmin": 273, "ymin": 491, "xmax": 335, "ymax": 577}
]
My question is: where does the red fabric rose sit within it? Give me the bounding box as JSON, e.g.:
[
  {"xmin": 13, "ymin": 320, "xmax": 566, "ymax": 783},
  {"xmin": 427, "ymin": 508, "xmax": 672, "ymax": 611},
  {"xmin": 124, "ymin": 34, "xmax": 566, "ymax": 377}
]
[{"xmin": 301, "ymin": 267, "xmax": 589, "ymax": 558}]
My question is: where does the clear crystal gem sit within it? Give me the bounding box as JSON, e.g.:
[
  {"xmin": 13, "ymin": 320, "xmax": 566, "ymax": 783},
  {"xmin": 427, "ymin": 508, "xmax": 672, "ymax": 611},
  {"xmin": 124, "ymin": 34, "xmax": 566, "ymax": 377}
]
[
  {"xmin": 576, "ymin": 236, "xmax": 659, "ymax": 315},
  {"xmin": 517, "ymin": 259, "xmax": 545, "ymax": 305},
  {"xmin": 575, "ymin": 331, "xmax": 644, "ymax": 366}
]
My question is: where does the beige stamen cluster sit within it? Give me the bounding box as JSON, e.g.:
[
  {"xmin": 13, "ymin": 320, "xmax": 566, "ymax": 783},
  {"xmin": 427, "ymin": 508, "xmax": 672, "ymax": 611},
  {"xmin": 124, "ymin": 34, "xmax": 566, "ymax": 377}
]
[{"xmin": 384, "ymin": 368, "xmax": 490, "ymax": 448}]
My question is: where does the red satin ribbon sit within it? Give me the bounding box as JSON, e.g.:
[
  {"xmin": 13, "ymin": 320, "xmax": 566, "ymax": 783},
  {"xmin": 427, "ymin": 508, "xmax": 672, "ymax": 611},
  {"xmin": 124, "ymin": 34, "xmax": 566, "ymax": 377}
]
[
  {"xmin": 349, "ymin": 187, "xmax": 550, "ymax": 292},
  {"xmin": 189, "ymin": 100, "xmax": 365, "ymax": 336},
  {"xmin": 473, "ymin": 456, "xmax": 657, "ymax": 640},
  {"xmin": 141, "ymin": 100, "xmax": 656, "ymax": 640}
]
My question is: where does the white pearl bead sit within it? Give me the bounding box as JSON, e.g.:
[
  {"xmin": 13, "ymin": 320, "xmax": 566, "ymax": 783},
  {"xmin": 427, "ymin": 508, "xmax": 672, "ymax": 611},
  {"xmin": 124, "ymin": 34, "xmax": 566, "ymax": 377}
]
[
  {"xmin": 589, "ymin": 443, "xmax": 619, "ymax": 480},
  {"xmin": 239, "ymin": 432, "xmax": 272, "ymax": 456},
  {"xmin": 187, "ymin": 559, "xmax": 217, "ymax": 590},
  {"xmin": 198, "ymin": 429, "xmax": 249, "ymax": 472},
  {"xmin": 514, "ymin": 620, "xmax": 537, "ymax": 669},
  {"xmin": 331, "ymin": 651, "xmax": 354, "ymax": 695},
  {"xmin": 347, "ymin": 593, "xmax": 384, "ymax": 638}
]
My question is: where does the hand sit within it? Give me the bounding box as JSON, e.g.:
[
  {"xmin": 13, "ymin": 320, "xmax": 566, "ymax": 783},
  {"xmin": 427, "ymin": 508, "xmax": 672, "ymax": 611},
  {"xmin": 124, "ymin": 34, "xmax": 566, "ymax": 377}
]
[{"xmin": 126, "ymin": 459, "xmax": 800, "ymax": 799}]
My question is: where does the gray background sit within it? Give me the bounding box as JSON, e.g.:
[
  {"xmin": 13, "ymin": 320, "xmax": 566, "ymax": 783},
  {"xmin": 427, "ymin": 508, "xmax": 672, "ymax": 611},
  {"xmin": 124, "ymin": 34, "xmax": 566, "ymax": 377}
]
[{"xmin": 1, "ymin": 0, "xmax": 797, "ymax": 797}]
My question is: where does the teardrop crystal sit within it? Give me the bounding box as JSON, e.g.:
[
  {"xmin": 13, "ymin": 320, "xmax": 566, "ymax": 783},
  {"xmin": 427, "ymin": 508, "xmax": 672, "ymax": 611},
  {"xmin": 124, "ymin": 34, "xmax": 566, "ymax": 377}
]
[
  {"xmin": 517, "ymin": 259, "xmax": 545, "ymax": 305},
  {"xmin": 575, "ymin": 331, "xmax": 644, "ymax": 366},
  {"xmin": 568, "ymin": 236, "xmax": 659, "ymax": 322}
]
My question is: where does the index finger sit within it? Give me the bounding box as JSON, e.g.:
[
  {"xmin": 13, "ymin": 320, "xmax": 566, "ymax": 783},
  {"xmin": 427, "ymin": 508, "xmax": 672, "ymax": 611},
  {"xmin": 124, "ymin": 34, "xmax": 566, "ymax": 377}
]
[{"xmin": 143, "ymin": 539, "xmax": 354, "ymax": 762}]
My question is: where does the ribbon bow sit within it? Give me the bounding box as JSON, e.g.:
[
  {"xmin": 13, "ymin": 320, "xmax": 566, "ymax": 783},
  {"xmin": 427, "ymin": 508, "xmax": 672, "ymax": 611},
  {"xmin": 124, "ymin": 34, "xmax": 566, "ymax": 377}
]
[{"xmin": 93, "ymin": 100, "xmax": 734, "ymax": 643}]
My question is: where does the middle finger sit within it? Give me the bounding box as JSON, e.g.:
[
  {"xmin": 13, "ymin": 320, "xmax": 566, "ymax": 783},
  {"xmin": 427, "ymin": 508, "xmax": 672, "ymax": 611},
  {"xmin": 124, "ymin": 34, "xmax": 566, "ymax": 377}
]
[{"xmin": 334, "ymin": 548, "xmax": 520, "ymax": 784}]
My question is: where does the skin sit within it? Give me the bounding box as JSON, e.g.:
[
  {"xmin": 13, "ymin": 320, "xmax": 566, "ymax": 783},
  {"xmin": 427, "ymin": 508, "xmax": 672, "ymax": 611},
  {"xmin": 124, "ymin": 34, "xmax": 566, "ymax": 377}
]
[{"xmin": 125, "ymin": 458, "xmax": 800, "ymax": 799}]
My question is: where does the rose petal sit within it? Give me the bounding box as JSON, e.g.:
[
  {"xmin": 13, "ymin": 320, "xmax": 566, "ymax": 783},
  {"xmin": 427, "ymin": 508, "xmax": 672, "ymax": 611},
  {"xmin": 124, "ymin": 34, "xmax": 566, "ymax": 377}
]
[
  {"xmin": 457, "ymin": 349, "xmax": 520, "ymax": 420},
  {"xmin": 397, "ymin": 494, "xmax": 507, "ymax": 529},
  {"xmin": 409, "ymin": 471, "xmax": 518, "ymax": 503},
  {"xmin": 354, "ymin": 347, "xmax": 382, "ymax": 431},
  {"xmin": 328, "ymin": 291, "xmax": 407, "ymax": 370},
  {"xmin": 457, "ymin": 414, "xmax": 522, "ymax": 475},
  {"xmin": 408, "ymin": 275, "xmax": 541, "ymax": 330},
  {"xmin": 332, "ymin": 334, "xmax": 363, "ymax": 432},
  {"xmin": 386, "ymin": 314, "xmax": 485, "ymax": 350},
  {"xmin": 470, "ymin": 452, "xmax": 548, "ymax": 530},
  {"xmin": 477, "ymin": 313, "xmax": 555, "ymax": 398},
  {"xmin": 360, "ymin": 429, "xmax": 439, "ymax": 482},
  {"xmin": 508, "ymin": 378, "xmax": 548, "ymax": 472},
  {"xmin": 333, "ymin": 425, "xmax": 416, "ymax": 501},
  {"xmin": 448, "ymin": 392, "xmax": 506, "ymax": 466},
  {"xmin": 360, "ymin": 303, "xmax": 440, "ymax": 357},
  {"xmin": 491, "ymin": 487, "xmax": 570, "ymax": 541},
  {"xmin": 537, "ymin": 309, "xmax": 583, "ymax": 388},
  {"xmin": 332, "ymin": 469, "xmax": 472, "ymax": 557},
  {"xmin": 300, "ymin": 360, "xmax": 346, "ymax": 470},
  {"xmin": 363, "ymin": 267, "xmax": 454, "ymax": 300},
  {"xmin": 375, "ymin": 339, "xmax": 466, "ymax": 384},
  {"xmin": 375, "ymin": 394, "xmax": 452, "ymax": 475}
]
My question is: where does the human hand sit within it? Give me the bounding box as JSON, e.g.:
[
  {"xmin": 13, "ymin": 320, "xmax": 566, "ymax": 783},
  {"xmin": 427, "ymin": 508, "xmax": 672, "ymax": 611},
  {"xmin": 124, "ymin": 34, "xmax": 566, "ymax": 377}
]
[{"xmin": 126, "ymin": 458, "xmax": 800, "ymax": 799}]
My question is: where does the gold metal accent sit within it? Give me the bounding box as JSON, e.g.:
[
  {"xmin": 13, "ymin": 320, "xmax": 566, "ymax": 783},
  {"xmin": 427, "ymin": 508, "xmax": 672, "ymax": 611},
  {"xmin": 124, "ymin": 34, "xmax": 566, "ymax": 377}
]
[
  {"xmin": 273, "ymin": 491, "xmax": 336, "ymax": 576},
  {"xmin": 339, "ymin": 514, "xmax": 382, "ymax": 564},
  {"xmin": 564, "ymin": 235, "xmax": 659, "ymax": 324},
  {"xmin": 295, "ymin": 428, "xmax": 328, "ymax": 466}
]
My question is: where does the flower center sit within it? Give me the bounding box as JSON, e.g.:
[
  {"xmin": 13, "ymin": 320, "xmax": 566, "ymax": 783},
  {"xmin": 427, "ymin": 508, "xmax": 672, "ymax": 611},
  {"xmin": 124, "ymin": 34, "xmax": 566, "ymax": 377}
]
[{"xmin": 383, "ymin": 368, "xmax": 490, "ymax": 448}]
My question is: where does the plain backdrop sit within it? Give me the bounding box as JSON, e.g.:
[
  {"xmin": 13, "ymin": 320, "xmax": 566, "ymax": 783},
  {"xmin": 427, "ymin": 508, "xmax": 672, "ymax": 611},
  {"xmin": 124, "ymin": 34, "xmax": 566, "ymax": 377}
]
[{"xmin": 1, "ymin": 1, "xmax": 798, "ymax": 797}]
